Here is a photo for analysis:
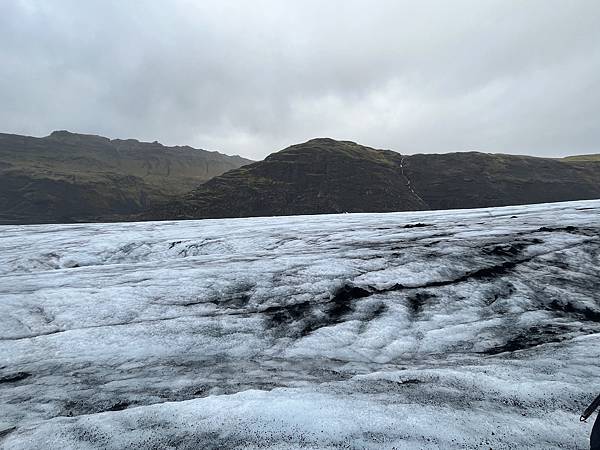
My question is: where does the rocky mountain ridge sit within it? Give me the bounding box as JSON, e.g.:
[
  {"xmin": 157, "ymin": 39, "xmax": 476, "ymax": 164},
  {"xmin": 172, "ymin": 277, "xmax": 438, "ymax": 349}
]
[
  {"xmin": 0, "ymin": 130, "xmax": 252, "ymax": 224},
  {"xmin": 147, "ymin": 138, "xmax": 600, "ymax": 220}
]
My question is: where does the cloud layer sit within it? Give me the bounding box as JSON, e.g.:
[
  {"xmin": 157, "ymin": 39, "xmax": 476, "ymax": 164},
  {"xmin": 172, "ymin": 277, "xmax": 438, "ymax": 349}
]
[{"xmin": 1, "ymin": 0, "xmax": 599, "ymax": 159}]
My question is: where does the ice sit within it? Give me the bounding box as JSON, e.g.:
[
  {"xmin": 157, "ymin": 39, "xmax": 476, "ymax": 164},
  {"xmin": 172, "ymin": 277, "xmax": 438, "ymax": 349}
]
[{"xmin": 0, "ymin": 200, "xmax": 599, "ymax": 448}]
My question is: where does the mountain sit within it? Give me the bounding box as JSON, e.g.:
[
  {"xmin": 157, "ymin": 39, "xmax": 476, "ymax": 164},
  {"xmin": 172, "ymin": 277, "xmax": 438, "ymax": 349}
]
[
  {"xmin": 0, "ymin": 131, "xmax": 252, "ymax": 224},
  {"xmin": 2, "ymin": 134, "xmax": 598, "ymax": 224},
  {"xmin": 403, "ymin": 151, "xmax": 600, "ymax": 210},
  {"xmin": 147, "ymin": 138, "xmax": 600, "ymax": 220},
  {"xmin": 150, "ymin": 138, "xmax": 428, "ymax": 220}
]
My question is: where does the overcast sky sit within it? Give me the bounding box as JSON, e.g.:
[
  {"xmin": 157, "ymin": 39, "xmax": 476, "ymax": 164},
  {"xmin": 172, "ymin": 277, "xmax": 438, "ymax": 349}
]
[{"xmin": 1, "ymin": 0, "xmax": 599, "ymax": 159}]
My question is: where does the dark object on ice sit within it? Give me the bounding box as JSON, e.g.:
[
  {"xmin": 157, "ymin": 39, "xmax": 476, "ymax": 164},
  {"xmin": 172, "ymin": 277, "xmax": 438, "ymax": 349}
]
[
  {"xmin": 581, "ymin": 394, "xmax": 600, "ymax": 450},
  {"xmin": 593, "ymin": 419, "xmax": 600, "ymax": 450},
  {"xmin": 403, "ymin": 222, "xmax": 430, "ymax": 228},
  {"xmin": 582, "ymin": 394, "xmax": 600, "ymax": 422}
]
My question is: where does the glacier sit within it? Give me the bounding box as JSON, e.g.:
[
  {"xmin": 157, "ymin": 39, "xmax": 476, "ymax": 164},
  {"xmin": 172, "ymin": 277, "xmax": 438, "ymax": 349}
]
[{"xmin": 0, "ymin": 200, "xmax": 599, "ymax": 449}]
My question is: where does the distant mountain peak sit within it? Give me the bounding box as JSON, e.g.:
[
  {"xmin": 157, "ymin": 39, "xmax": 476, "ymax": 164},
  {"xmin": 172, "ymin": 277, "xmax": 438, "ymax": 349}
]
[
  {"xmin": 268, "ymin": 138, "xmax": 391, "ymax": 162},
  {"xmin": 301, "ymin": 137, "xmax": 358, "ymax": 145},
  {"xmin": 46, "ymin": 130, "xmax": 110, "ymax": 143},
  {"xmin": 288, "ymin": 138, "xmax": 365, "ymax": 149},
  {"xmin": 150, "ymin": 139, "xmax": 426, "ymax": 220}
]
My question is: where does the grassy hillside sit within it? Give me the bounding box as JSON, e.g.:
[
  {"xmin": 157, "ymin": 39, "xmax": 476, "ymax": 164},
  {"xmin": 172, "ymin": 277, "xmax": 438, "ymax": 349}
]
[
  {"xmin": 0, "ymin": 131, "xmax": 251, "ymax": 224},
  {"xmin": 149, "ymin": 138, "xmax": 428, "ymax": 220},
  {"xmin": 147, "ymin": 140, "xmax": 600, "ymax": 220},
  {"xmin": 562, "ymin": 154, "xmax": 600, "ymax": 162},
  {"xmin": 404, "ymin": 152, "xmax": 600, "ymax": 210}
]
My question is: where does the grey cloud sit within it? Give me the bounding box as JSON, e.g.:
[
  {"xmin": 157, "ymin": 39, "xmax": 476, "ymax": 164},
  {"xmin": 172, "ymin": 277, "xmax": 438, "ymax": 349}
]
[{"xmin": 1, "ymin": 0, "xmax": 599, "ymax": 159}]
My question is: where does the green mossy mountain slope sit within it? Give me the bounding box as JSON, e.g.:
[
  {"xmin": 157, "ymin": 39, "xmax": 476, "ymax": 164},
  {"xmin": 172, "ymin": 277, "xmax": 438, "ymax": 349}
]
[
  {"xmin": 147, "ymin": 138, "xmax": 600, "ymax": 220},
  {"xmin": 0, "ymin": 131, "xmax": 252, "ymax": 224}
]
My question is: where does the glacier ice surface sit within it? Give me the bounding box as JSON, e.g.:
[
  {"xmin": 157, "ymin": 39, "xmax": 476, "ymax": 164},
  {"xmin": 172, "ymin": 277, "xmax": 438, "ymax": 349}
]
[{"xmin": 0, "ymin": 200, "xmax": 599, "ymax": 449}]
